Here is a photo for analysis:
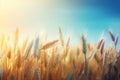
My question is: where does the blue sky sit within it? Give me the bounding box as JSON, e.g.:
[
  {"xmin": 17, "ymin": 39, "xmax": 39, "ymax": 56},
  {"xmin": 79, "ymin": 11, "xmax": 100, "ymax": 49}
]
[{"xmin": 0, "ymin": 0, "xmax": 120, "ymax": 46}]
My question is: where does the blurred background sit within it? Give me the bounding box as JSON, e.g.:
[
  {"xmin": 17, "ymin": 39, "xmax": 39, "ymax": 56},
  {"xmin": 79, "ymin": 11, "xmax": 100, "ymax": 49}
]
[{"xmin": 0, "ymin": 0, "xmax": 120, "ymax": 45}]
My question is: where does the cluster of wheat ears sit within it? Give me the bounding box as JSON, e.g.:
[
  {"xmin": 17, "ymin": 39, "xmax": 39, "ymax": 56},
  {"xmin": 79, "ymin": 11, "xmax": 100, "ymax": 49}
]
[{"xmin": 0, "ymin": 27, "xmax": 120, "ymax": 80}]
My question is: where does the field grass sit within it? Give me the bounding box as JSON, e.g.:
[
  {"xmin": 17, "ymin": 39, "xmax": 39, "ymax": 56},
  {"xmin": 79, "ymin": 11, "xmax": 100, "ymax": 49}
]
[{"xmin": 0, "ymin": 28, "xmax": 120, "ymax": 80}]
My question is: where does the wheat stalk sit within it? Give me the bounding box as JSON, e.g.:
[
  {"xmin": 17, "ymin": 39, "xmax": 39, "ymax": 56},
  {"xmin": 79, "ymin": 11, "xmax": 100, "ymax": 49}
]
[
  {"xmin": 59, "ymin": 27, "xmax": 64, "ymax": 46},
  {"xmin": 24, "ymin": 40, "xmax": 33, "ymax": 60},
  {"xmin": 81, "ymin": 35, "xmax": 87, "ymax": 55},
  {"xmin": 34, "ymin": 36, "xmax": 40, "ymax": 58},
  {"xmin": 87, "ymin": 51, "xmax": 96, "ymax": 61},
  {"xmin": 115, "ymin": 36, "xmax": 118, "ymax": 48},
  {"xmin": 103, "ymin": 52, "xmax": 107, "ymax": 67},
  {"xmin": 81, "ymin": 35, "xmax": 89, "ymax": 78},
  {"xmin": 100, "ymin": 40, "xmax": 105, "ymax": 54},
  {"xmin": 21, "ymin": 37, "xmax": 28, "ymax": 54},
  {"xmin": 109, "ymin": 31, "xmax": 115, "ymax": 42},
  {"xmin": 16, "ymin": 48, "xmax": 21, "ymax": 69},
  {"xmin": 97, "ymin": 39, "xmax": 104, "ymax": 49},
  {"xmin": 41, "ymin": 39, "xmax": 58, "ymax": 50},
  {"xmin": 76, "ymin": 48, "xmax": 80, "ymax": 59},
  {"xmin": 66, "ymin": 36, "xmax": 70, "ymax": 48},
  {"xmin": 14, "ymin": 28, "xmax": 19, "ymax": 52}
]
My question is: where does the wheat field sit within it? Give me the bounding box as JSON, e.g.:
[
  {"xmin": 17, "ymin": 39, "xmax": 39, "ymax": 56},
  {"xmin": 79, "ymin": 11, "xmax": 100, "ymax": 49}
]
[{"xmin": 0, "ymin": 28, "xmax": 119, "ymax": 80}]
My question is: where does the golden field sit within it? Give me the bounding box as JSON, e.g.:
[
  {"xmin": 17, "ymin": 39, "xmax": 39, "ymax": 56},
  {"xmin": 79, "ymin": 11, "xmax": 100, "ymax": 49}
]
[{"xmin": 0, "ymin": 28, "xmax": 119, "ymax": 80}]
